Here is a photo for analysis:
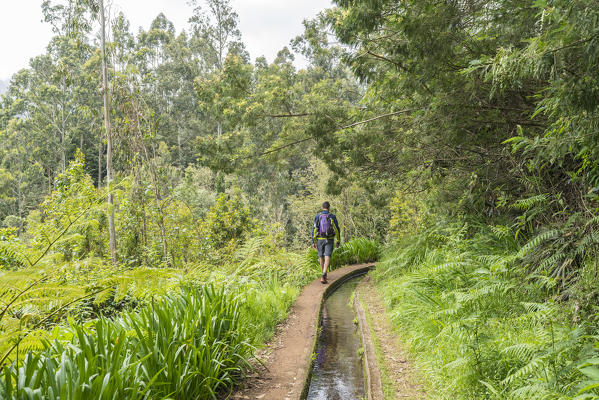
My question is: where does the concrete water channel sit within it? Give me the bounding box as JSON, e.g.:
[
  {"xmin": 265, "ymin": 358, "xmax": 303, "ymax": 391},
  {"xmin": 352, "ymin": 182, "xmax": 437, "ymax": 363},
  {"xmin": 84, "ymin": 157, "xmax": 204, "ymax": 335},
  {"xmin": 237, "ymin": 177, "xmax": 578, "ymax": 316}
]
[
  {"xmin": 233, "ymin": 264, "xmax": 376, "ymax": 400},
  {"xmin": 306, "ymin": 275, "xmax": 367, "ymax": 400}
]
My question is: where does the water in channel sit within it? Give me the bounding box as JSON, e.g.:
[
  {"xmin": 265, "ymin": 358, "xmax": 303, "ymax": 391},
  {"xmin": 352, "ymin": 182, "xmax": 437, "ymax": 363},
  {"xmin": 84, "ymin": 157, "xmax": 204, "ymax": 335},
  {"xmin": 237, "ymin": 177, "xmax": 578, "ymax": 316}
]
[{"xmin": 306, "ymin": 276, "xmax": 366, "ymax": 400}]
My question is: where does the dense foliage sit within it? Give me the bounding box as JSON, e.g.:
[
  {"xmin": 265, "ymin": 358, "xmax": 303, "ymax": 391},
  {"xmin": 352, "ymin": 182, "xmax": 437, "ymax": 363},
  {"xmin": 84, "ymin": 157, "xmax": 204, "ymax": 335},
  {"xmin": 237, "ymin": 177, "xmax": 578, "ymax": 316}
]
[
  {"xmin": 1, "ymin": 0, "xmax": 599, "ymax": 397},
  {"xmin": 325, "ymin": 0, "xmax": 599, "ymax": 398},
  {"xmin": 374, "ymin": 224, "xmax": 592, "ymax": 399},
  {"xmin": 2, "ymin": 286, "xmax": 252, "ymax": 399}
]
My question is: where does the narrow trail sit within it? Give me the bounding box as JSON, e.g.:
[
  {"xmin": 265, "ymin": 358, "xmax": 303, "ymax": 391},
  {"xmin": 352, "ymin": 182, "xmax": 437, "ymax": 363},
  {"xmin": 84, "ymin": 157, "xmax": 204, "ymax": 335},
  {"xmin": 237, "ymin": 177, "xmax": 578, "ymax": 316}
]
[
  {"xmin": 232, "ymin": 264, "xmax": 423, "ymax": 400},
  {"xmin": 355, "ymin": 277, "xmax": 425, "ymax": 399}
]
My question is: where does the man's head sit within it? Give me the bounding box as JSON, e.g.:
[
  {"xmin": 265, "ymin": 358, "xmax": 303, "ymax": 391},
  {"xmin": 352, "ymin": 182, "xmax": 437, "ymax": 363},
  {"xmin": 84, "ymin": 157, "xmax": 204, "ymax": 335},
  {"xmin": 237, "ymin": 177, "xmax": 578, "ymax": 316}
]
[{"xmin": 322, "ymin": 201, "xmax": 330, "ymax": 210}]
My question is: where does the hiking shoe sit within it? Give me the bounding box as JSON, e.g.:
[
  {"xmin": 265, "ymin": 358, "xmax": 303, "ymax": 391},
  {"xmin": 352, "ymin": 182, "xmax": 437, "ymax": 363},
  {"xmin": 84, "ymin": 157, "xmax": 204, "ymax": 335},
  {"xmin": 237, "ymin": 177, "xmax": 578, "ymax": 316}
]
[{"xmin": 321, "ymin": 276, "xmax": 328, "ymax": 284}]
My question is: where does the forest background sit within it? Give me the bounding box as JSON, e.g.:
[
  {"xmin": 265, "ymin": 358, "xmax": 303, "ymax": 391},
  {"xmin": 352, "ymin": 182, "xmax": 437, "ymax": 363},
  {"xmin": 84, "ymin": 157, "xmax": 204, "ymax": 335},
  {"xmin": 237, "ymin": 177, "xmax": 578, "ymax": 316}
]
[{"xmin": 2, "ymin": 0, "xmax": 599, "ymax": 399}]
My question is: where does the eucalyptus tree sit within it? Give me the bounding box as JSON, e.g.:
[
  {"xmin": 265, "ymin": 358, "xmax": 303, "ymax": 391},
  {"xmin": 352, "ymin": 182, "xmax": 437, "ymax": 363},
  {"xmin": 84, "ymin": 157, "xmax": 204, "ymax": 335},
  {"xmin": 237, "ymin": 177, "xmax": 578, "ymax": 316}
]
[
  {"xmin": 0, "ymin": 0, "xmax": 100, "ymax": 221},
  {"xmin": 189, "ymin": 0, "xmax": 247, "ymax": 145},
  {"xmin": 54, "ymin": 0, "xmax": 117, "ymax": 262},
  {"xmin": 98, "ymin": 0, "xmax": 117, "ymax": 264},
  {"xmin": 188, "ymin": 0, "xmax": 245, "ymax": 73},
  {"xmin": 134, "ymin": 14, "xmax": 200, "ymax": 166},
  {"xmin": 41, "ymin": 0, "xmax": 97, "ymax": 174},
  {"xmin": 0, "ymin": 119, "xmax": 45, "ymax": 224}
]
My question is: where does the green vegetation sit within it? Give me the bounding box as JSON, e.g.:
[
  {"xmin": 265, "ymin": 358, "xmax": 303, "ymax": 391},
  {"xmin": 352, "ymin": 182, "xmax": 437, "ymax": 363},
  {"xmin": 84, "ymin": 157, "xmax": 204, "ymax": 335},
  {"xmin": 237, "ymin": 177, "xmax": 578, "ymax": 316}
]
[
  {"xmin": 2, "ymin": 286, "xmax": 251, "ymax": 399},
  {"xmin": 374, "ymin": 222, "xmax": 599, "ymax": 399},
  {"xmin": 306, "ymin": 238, "xmax": 380, "ymax": 272},
  {"xmin": 0, "ymin": 156, "xmax": 377, "ymax": 397},
  {"xmin": 2, "ymin": 0, "xmax": 599, "ymax": 397},
  {"xmin": 328, "ymin": 0, "xmax": 599, "ymax": 397}
]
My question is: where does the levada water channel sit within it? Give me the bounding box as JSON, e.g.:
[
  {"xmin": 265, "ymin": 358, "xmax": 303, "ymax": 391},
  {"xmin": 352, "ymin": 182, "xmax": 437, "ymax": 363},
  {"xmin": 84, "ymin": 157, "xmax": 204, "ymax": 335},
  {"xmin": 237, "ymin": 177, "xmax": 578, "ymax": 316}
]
[{"xmin": 306, "ymin": 275, "xmax": 366, "ymax": 400}]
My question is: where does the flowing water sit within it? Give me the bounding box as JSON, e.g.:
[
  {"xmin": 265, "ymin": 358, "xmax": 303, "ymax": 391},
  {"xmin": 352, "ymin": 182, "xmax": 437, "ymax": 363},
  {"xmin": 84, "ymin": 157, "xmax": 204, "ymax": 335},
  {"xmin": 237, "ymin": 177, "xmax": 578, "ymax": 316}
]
[{"xmin": 306, "ymin": 276, "xmax": 366, "ymax": 400}]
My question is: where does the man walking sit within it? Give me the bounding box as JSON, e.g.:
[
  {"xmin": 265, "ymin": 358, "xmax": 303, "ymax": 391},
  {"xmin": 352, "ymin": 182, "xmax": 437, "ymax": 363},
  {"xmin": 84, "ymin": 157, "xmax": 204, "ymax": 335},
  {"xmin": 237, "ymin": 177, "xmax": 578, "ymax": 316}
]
[{"xmin": 312, "ymin": 201, "xmax": 340, "ymax": 284}]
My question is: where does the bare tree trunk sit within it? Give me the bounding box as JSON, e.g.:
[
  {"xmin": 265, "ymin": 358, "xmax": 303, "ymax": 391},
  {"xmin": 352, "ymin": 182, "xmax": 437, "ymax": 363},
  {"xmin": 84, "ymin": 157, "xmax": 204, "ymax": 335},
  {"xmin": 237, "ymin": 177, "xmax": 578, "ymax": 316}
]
[
  {"xmin": 98, "ymin": 124, "xmax": 102, "ymax": 187},
  {"xmin": 135, "ymin": 111, "xmax": 169, "ymax": 265},
  {"xmin": 177, "ymin": 128, "xmax": 182, "ymax": 166},
  {"xmin": 61, "ymin": 91, "xmax": 66, "ymax": 173},
  {"xmin": 16, "ymin": 160, "xmax": 23, "ymax": 225},
  {"xmin": 100, "ymin": 0, "xmax": 117, "ymax": 265}
]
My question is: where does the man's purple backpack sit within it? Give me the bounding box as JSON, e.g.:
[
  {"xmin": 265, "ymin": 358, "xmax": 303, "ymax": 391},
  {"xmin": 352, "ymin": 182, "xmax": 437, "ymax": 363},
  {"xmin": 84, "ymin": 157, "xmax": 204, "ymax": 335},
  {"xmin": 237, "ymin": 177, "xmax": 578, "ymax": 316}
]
[{"xmin": 318, "ymin": 213, "xmax": 335, "ymax": 237}]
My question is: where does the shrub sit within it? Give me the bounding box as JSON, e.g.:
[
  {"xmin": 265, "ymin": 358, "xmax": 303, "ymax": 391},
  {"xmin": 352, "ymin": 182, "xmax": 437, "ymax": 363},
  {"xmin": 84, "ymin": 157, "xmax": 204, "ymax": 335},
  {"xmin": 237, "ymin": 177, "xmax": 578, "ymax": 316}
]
[{"xmin": 305, "ymin": 237, "xmax": 380, "ymax": 271}]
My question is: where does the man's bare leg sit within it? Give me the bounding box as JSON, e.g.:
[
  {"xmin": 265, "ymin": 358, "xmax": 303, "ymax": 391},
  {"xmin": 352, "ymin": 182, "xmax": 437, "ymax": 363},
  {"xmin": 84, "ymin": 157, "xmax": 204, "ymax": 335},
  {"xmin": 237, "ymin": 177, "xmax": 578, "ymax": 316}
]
[
  {"xmin": 323, "ymin": 256, "xmax": 331, "ymax": 276},
  {"xmin": 319, "ymin": 256, "xmax": 325, "ymax": 275}
]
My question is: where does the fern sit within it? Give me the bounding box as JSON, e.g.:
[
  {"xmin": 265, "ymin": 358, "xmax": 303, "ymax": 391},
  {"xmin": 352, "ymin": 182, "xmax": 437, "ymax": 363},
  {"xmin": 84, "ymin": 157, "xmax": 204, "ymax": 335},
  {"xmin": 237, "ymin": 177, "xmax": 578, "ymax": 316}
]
[
  {"xmin": 511, "ymin": 194, "xmax": 549, "ymax": 211},
  {"xmin": 372, "ymin": 221, "xmax": 592, "ymax": 399},
  {"xmin": 0, "ymin": 242, "xmax": 29, "ymax": 270},
  {"xmin": 489, "ymin": 224, "xmax": 512, "ymax": 240},
  {"xmin": 517, "ymin": 229, "xmax": 559, "ymax": 258}
]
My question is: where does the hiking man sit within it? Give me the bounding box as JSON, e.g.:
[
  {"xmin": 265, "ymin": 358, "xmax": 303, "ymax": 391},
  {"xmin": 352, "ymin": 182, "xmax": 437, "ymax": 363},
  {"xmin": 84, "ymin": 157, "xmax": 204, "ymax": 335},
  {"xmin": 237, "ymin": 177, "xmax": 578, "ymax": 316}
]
[{"xmin": 312, "ymin": 201, "xmax": 340, "ymax": 284}]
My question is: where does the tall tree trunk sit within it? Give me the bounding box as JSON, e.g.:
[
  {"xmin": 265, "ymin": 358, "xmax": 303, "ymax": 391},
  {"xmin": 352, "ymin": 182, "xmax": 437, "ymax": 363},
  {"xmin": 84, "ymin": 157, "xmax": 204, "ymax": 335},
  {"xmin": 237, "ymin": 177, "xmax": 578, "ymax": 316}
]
[
  {"xmin": 61, "ymin": 92, "xmax": 66, "ymax": 173},
  {"xmin": 100, "ymin": 0, "xmax": 117, "ymax": 265},
  {"xmin": 215, "ymin": 120, "xmax": 224, "ymax": 193},
  {"xmin": 177, "ymin": 128, "xmax": 182, "ymax": 166},
  {"xmin": 16, "ymin": 159, "xmax": 23, "ymax": 225},
  {"xmin": 98, "ymin": 123, "xmax": 102, "ymax": 187},
  {"xmin": 134, "ymin": 110, "xmax": 169, "ymax": 265}
]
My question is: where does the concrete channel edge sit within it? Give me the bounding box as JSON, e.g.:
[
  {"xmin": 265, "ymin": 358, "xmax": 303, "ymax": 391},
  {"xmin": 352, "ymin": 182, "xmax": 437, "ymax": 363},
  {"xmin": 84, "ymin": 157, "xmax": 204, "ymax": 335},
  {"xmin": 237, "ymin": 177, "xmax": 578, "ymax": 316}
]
[
  {"xmin": 299, "ymin": 264, "xmax": 375, "ymax": 400},
  {"xmin": 355, "ymin": 278, "xmax": 385, "ymax": 400}
]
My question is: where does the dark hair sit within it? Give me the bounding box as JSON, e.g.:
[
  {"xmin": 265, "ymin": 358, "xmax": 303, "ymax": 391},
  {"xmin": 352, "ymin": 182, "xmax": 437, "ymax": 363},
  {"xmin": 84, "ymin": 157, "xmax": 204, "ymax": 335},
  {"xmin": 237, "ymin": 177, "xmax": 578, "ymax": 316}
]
[{"xmin": 322, "ymin": 201, "xmax": 330, "ymax": 210}]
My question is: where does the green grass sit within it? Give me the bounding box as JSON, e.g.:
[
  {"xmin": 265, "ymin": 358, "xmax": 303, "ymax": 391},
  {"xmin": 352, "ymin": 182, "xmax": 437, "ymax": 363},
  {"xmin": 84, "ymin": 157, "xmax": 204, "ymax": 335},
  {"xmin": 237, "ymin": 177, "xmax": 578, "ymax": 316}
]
[
  {"xmin": 1, "ymin": 285, "xmax": 252, "ymax": 399},
  {"xmin": 0, "ymin": 274, "xmax": 296, "ymax": 400}
]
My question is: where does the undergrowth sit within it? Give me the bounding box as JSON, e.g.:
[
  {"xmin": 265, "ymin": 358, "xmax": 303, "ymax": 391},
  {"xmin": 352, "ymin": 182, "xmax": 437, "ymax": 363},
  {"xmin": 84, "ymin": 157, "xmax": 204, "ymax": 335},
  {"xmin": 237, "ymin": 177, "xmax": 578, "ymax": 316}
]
[
  {"xmin": 0, "ymin": 235, "xmax": 378, "ymax": 399},
  {"xmin": 373, "ymin": 221, "xmax": 599, "ymax": 399},
  {"xmin": 1, "ymin": 285, "xmax": 251, "ymax": 399}
]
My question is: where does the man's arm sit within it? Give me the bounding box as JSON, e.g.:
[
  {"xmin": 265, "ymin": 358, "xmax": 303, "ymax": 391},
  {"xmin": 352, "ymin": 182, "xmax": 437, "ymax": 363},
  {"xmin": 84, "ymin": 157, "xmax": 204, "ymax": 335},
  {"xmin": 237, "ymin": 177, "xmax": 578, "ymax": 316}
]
[
  {"xmin": 332, "ymin": 214, "xmax": 341, "ymax": 244},
  {"xmin": 312, "ymin": 214, "xmax": 319, "ymax": 245}
]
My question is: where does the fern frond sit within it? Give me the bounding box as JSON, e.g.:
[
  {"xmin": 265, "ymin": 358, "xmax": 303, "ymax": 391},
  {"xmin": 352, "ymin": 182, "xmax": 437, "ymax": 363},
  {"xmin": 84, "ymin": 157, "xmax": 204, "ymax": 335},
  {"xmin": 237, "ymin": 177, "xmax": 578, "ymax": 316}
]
[
  {"xmin": 501, "ymin": 343, "xmax": 536, "ymax": 362},
  {"xmin": 517, "ymin": 229, "xmax": 559, "ymax": 258},
  {"xmin": 511, "ymin": 194, "xmax": 549, "ymax": 211}
]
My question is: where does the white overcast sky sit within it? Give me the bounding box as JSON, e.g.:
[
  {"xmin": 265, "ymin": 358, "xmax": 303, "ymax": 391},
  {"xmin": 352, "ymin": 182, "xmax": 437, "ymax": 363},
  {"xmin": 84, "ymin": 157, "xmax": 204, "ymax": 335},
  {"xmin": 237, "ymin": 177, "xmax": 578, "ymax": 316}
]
[{"xmin": 0, "ymin": 0, "xmax": 332, "ymax": 81}]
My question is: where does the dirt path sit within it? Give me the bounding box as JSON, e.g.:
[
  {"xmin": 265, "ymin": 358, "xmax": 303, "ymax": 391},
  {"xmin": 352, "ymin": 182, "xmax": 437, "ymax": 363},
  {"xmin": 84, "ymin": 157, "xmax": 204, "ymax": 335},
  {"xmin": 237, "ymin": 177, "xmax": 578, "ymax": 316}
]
[
  {"xmin": 231, "ymin": 263, "xmax": 373, "ymax": 400},
  {"xmin": 355, "ymin": 276, "xmax": 425, "ymax": 399}
]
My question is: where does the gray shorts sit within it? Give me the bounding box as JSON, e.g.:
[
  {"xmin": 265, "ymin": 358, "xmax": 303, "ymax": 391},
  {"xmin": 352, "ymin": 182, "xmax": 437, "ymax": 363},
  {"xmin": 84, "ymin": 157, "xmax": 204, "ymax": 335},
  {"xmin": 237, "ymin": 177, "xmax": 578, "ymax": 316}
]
[{"xmin": 317, "ymin": 239, "xmax": 334, "ymax": 257}]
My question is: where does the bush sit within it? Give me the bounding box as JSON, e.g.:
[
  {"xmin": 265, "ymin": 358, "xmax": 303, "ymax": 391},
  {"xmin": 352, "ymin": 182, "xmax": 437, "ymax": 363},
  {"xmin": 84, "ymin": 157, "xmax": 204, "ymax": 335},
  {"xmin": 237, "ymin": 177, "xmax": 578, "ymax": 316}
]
[
  {"xmin": 330, "ymin": 237, "xmax": 380, "ymax": 269},
  {"xmin": 306, "ymin": 237, "xmax": 380, "ymax": 271}
]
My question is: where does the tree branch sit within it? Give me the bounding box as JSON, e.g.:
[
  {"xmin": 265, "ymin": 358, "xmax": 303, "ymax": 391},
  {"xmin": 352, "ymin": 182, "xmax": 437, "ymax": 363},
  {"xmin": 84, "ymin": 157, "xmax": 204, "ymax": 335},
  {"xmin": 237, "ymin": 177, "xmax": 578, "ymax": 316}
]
[
  {"xmin": 264, "ymin": 113, "xmax": 311, "ymax": 118},
  {"xmin": 240, "ymin": 109, "xmax": 416, "ymax": 161}
]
